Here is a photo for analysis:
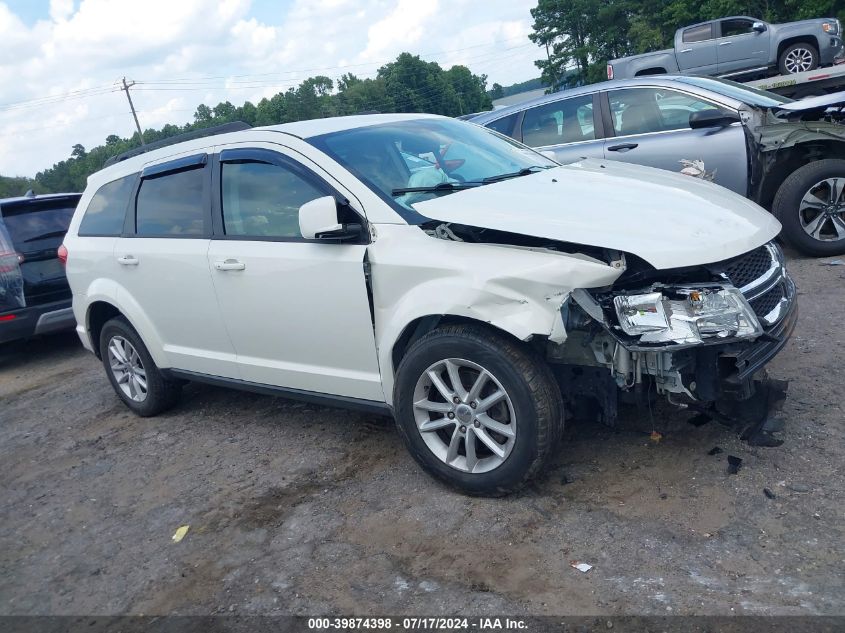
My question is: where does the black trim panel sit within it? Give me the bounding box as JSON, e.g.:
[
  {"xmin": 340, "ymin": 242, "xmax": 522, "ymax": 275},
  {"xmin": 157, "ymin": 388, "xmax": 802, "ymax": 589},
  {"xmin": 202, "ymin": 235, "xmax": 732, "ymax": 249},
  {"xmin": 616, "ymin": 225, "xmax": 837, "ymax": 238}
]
[
  {"xmin": 164, "ymin": 368, "xmax": 393, "ymax": 417},
  {"xmin": 141, "ymin": 153, "xmax": 208, "ymax": 178}
]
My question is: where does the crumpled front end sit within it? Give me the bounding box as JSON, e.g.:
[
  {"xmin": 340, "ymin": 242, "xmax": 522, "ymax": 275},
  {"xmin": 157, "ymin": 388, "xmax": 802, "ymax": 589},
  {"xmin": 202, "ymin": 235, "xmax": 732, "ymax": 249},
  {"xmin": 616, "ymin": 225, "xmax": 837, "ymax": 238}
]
[{"xmin": 548, "ymin": 241, "xmax": 797, "ymax": 418}]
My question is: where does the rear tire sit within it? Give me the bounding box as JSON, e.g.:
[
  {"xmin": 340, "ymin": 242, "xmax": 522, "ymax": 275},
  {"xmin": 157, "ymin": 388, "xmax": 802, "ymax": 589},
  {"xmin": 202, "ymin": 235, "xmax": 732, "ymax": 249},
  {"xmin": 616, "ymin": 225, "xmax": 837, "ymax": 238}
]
[
  {"xmin": 99, "ymin": 316, "xmax": 181, "ymax": 416},
  {"xmin": 773, "ymin": 159, "xmax": 845, "ymax": 257},
  {"xmin": 393, "ymin": 324, "xmax": 563, "ymax": 496},
  {"xmin": 778, "ymin": 43, "xmax": 819, "ymax": 75}
]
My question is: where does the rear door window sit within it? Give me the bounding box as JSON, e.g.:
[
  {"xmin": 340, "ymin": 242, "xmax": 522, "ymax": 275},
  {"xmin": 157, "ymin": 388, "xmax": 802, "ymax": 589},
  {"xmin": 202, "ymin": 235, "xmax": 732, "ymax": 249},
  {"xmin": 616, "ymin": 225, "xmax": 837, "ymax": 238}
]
[
  {"xmin": 1, "ymin": 200, "xmax": 76, "ymax": 247},
  {"xmin": 520, "ymin": 95, "xmax": 595, "ymax": 147},
  {"xmin": 683, "ymin": 24, "xmax": 714, "ymax": 43},
  {"xmin": 136, "ymin": 167, "xmax": 206, "ymax": 236},
  {"xmin": 79, "ymin": 175, "xmax": 137, "ymax": 236}
]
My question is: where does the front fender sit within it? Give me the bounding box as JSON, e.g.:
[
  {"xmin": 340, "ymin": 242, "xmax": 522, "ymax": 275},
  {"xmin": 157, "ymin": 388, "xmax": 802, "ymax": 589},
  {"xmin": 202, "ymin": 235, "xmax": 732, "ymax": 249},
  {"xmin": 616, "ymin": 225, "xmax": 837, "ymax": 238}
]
[{"xmin": 369, "ymin": 225, "xmax": 622, "ymax": 404}]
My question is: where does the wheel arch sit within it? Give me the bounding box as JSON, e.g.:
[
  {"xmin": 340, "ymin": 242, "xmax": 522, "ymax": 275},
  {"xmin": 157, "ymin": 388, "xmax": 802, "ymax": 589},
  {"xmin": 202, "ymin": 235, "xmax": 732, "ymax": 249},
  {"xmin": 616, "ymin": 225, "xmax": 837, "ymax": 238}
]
[
  {"xmin": 757, "ymin": 141, "xmax": 845, "ymax": 209},
  {"xmin": 83, "ymin": 290, "xmax": 168, "ymax": 367},
  {"xmin": 777, "ymin": 36, "xmax": 820, "ymax": 61}
]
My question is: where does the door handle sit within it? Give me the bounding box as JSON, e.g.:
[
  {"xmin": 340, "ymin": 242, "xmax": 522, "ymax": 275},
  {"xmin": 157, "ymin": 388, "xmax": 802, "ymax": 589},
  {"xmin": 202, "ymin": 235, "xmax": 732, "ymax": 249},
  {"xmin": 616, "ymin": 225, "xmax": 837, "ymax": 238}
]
[
  {"xmin": 680, "ymin": 48, "xmax": 692, "ymax": 53},
  {"xmin": 117, "ymin": 255, "xmax": 139, "ymax": 266},
  {"xmin": 214, "ymin": 259, "xmax": 246, "ymax": 271},
  {"xmin": 607, "ymin": 143, "xmax": 638, "ymax": 152},
  {"xmin": 719, "ymin": 41, "xmax": 732, "ymax": 46}
]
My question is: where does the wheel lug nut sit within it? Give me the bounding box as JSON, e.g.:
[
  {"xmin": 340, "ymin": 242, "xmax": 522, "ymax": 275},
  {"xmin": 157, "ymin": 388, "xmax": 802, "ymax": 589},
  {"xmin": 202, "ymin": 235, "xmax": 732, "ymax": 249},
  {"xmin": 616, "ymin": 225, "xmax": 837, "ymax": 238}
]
[
  {"xmin": 459, "ymin": 425, "xmax": 466, "ymax": 433},
  {"xmin": 470, "ymin": 401, "xmax": 477, "ymax": 409},
  {"xmin": 453, "ymin": 396, "xmax": 461, "ymax": 404},
  {"xmin": 473, "ymin": 421, "xmax": 480, "ymax": 428},
  {"xmin": 447, "ymin": 412, "xmax": 455, "ymax": 419}
]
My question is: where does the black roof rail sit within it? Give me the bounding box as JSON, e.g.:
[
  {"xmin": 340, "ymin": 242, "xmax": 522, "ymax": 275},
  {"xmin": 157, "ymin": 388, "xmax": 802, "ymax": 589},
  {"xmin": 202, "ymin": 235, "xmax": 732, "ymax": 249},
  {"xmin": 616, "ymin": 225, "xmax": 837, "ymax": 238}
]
[{"xmin": 103, "ymin": 121, "xmax": 252, "ymax": 167}]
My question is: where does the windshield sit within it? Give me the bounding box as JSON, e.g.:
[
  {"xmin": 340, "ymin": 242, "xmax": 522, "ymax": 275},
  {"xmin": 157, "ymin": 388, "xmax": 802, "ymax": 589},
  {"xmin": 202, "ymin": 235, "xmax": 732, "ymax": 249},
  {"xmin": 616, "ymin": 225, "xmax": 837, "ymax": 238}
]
[
  {"xmin": 308, "ymin": 118, "xmax": 557, "ymax": 216},
  {"xmin": 675, "ymin": 76, "xmax": 793, "ymax": 108}
]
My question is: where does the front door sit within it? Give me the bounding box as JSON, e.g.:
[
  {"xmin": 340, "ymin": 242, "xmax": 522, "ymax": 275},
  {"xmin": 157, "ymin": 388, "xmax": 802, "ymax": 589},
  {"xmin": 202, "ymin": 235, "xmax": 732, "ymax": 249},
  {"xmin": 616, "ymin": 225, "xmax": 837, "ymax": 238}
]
[
  {"xmin": 602, "ymin": 87, "xmax": 749, "ymax": 195},
  {"xmin": 206, "ymin": 144, "xmax": 383, "ymax": 402},
  {"xmin": 114, "ymin": 153, "xmax": 239, "ymax": 378},
  {"xmin": 716, "ymin": 18, "xmax": 770, "ymax": 74}
]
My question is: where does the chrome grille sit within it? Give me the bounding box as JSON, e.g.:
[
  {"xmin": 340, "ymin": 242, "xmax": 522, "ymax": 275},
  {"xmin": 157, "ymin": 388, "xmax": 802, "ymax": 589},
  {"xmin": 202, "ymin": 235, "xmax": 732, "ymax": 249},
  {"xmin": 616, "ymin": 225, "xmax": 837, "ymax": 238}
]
[{"xmin": 723, "ymin": 246, "xmax": 772, "ymax": 289}]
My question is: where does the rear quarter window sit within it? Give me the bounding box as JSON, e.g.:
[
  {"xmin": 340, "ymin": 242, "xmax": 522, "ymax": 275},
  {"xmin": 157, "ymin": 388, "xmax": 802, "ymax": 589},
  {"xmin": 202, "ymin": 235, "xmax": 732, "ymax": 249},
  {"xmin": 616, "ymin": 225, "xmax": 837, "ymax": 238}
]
[{"xmin": 79, "ymin": 174, "xmax": 137, "ymax": 236}]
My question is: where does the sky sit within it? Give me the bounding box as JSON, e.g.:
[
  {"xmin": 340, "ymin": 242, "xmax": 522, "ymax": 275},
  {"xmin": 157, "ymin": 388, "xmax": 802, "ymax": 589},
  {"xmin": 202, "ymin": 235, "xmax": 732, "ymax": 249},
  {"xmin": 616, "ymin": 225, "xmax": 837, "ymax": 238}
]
[{"xmin": 0, "ymin": 0, "xmax": 543, "ymax": 178}]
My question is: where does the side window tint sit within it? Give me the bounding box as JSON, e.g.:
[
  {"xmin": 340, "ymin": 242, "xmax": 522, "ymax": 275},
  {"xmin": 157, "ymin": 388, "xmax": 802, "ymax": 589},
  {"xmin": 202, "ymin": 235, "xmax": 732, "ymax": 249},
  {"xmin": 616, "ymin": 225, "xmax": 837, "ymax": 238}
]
[
  {"xmin": 79, "ymin": 174, "xmax": 136, "ymax": 236},
  {"xmin": 486, "ymin": 113, "xmax": 519, "ymax": 138},
  {"xmin": 609, "ymin": 88, "xmax": 725, "ymax": 135},
  {"xmin": 136, "ymin": 167, "xmax": 205, "ymax": 236},
  {"xmin": 721, "ymin": 19, "xmax": 754, "ymax": 38},
  {"xmin": 683, "ymin": 24, "xmax": 713, "ymax": 43},
  {"xmin": 221, "ymin": 161, "xmax": 326, "ymax": 238},
  {"xmin": 520, "ymin": 95, "xmax": 595, "ymax": 147}
]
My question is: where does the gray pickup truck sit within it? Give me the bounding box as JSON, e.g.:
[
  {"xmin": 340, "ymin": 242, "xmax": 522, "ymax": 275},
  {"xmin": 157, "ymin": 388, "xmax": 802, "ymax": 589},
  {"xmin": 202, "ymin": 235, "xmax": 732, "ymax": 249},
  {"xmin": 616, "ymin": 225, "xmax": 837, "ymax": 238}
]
[{"xmin": 608, "ymin": 16, "xmax": 843, "ymax": 80}]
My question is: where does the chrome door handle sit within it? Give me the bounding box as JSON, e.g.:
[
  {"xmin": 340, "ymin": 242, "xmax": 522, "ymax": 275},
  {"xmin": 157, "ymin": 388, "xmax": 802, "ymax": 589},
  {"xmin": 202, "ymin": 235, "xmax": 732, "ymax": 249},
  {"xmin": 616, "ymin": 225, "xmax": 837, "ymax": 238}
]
[
  {"xmin": 719, "ymin": 41, "xmax": 732, "ymax": 46},
  {"xmin": 214, "ymin": 259, "xmax": 246, "ymax": 271},
  {"xmin": 117, "ymin": 255, "xmax": 139, "ymax": 266},
  {"xmin": 680, "ymin": 48, "xmax": 692, "ymax": 53}
]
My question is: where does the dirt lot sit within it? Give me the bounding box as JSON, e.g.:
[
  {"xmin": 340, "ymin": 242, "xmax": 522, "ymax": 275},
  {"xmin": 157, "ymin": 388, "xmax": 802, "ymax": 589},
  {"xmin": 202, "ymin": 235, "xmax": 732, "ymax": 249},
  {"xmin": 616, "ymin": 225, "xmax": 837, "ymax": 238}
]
[{"xmin": 1, "ymin": 248, "xmax": 843, "ymax": 617}]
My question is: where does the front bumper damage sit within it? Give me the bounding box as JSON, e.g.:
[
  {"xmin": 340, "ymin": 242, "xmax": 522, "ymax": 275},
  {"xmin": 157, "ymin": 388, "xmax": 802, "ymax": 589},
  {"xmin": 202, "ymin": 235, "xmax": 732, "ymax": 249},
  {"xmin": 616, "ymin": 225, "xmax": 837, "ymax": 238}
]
[{"xmin": 548, "ymin": 242, "xmax": 797, "ymax": 426}]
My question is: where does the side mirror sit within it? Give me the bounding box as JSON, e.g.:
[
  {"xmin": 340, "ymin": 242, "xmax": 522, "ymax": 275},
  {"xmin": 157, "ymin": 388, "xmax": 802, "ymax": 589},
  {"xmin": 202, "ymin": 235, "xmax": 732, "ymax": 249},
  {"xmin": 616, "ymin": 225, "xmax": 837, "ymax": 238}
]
[
  {"xmin": 689, "ymin": 109, "xmax": 741, "ymax": 129},
  {"xmin": 298, "ymin": 195, "xmax": 363, "ymax": 241},
  {"xmin": 752, "ymin": 21, "xmax": 767, "ymax": 33}
]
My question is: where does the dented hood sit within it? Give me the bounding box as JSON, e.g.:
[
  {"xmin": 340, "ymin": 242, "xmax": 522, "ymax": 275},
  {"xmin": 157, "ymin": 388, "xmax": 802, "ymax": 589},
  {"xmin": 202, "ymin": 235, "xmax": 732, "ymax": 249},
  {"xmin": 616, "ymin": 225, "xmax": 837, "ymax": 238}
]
[
  {"xmin": 412, "ymin": 159, "xmax": 781, "ymax": 270},
  {"xmin": 774, "ymin": 90, "xmax": 845, "ymax": 114}
]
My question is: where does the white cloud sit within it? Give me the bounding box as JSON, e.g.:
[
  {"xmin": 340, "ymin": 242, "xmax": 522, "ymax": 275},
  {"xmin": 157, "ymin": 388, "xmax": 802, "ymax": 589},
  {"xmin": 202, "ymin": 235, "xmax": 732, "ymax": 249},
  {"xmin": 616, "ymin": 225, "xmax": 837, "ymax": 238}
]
[{"xmin": 0, "ymin": 0, "xmax": 542, "ymax": 178}]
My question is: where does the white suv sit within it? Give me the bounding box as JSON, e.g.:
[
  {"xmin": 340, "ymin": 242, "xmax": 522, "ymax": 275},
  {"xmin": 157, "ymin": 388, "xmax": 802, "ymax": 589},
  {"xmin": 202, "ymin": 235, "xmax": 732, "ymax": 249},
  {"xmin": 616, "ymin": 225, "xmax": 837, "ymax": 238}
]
[{"xmin": 63, "ymin": 114, "xmax": 796, "ymax": 495}]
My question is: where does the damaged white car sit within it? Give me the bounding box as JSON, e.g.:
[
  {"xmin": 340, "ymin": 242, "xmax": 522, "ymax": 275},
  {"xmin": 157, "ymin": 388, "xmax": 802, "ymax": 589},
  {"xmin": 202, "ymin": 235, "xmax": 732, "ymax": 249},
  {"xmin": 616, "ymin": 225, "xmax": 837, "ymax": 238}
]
[{"xmin": 63, "ymin": 114, "xmax": 797, "ymax": 495}]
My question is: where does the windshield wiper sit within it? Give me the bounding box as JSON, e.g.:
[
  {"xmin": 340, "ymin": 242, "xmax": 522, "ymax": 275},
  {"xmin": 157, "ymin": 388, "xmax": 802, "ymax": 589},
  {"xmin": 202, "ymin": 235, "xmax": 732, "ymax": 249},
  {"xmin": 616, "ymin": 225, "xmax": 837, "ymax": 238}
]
[
  {"xmin": 23, "ymin": 230, "xmax": 67, "ymax": 243},
  {"xmin": 477, "ymin": 165, "xmax": 549, "ymax": 184},
  {"xmin": 391, "ymin": 181, "xmax": 480, "ymax": 196}
]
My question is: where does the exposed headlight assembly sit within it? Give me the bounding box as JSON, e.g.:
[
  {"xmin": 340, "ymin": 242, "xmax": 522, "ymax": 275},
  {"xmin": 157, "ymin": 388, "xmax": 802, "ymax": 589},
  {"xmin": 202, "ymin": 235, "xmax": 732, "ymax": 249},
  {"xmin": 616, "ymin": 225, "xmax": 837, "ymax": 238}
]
[
  {"xmin": 823, "ymin": 21, "xmax": 839, "ymax": 34},
  {"xmin": 613, "ymin": 286, "xmax": 761, "ymax": 346}
]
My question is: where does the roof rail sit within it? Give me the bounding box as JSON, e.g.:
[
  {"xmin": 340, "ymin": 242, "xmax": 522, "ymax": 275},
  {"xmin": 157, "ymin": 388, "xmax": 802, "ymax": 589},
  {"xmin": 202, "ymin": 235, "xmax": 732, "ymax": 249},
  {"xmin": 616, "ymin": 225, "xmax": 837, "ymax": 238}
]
[{"xmin": 103, "ymin": 121, "xmax": 252, "ymax": 167}]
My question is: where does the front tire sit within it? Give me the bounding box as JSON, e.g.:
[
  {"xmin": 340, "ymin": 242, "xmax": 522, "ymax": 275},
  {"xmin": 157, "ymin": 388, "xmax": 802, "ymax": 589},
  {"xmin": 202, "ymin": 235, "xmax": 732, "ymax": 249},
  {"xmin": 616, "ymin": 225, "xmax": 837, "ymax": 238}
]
[
  {"xmin": 773, "ymin": 159, "xmax": 845, "ymax": 256},
  {"xmin": 99, "ymin": 316, "xmax": 181, "ymax": 416},
  {"xmin": 778, "ymin": 43, "xmax": 819, "ymax": 75},
  {"xmin": 393, "ymin": 324, "xmax": 563, "ymax": 496}
]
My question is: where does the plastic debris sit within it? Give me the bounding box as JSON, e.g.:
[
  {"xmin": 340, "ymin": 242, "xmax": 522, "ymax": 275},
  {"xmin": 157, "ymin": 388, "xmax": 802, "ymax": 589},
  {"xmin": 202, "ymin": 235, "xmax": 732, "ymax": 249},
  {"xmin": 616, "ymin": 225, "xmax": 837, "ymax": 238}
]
[
  {"xmin": 570, "ymin": 561, "xmax": 593, "ymax": 573},
  {"xmin": 708, "ymin": 446, "xmax": 723, "ymax": 456},
  {"xmin": 820, "ymin": 259, "xmax": 844, "ymax": 266},
  {"xmin": 172, "ymin": 525, "xmax": 190, "ymax": 543},
  {"xmin": 763, "ymin": 488, "xmax": 776, "ymax": 499},
  {"xmin": 649, "ymin": 431, "xmax": 663, "ymax": 443},
  {"xmin": 727, "ymin": 455, "xmax": 743, "ymax": 475}
]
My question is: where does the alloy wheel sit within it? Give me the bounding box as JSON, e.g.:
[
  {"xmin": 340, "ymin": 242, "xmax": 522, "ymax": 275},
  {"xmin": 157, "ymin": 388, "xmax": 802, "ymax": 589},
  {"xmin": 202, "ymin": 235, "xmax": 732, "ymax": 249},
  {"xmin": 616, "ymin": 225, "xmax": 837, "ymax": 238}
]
[
  {"xmin": 784, "ymin": 47, "xmax": 815, "ymax": 73},
  {"xmin": 412, "ymin": 358, "xmax": 516, "ymax": 474},
  {"xmin": 107, "ymin": 335, "xmax": 148, "ymax": 402},
  {"xmin": 800, "ymin": 177, "xmax": 845, "ymax": 242}
]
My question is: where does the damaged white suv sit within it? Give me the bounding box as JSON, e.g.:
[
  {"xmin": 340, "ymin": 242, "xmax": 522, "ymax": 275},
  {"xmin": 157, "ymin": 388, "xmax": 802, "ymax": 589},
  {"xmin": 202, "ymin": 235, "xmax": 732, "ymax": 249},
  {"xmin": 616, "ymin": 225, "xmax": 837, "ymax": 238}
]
[{"xmin": 63, "ymin": 114, "xmax": 796, "ymax": 495}]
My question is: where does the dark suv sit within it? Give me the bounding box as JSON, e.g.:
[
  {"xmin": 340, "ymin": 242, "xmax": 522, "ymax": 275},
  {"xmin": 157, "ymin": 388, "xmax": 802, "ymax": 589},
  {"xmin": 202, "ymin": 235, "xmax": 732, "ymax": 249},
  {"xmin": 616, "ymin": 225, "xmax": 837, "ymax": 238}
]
[{"xmin": 0, "ymin": 192, "xmax": 80, "ymax": 344}]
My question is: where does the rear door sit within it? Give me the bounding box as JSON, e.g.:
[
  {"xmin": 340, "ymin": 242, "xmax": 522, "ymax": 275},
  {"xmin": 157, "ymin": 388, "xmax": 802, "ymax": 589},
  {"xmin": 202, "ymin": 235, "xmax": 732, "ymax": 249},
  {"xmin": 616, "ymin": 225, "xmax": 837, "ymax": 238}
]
[
  {"xmin": 0, "ymin": 196, "xmax": 78, "ymax": 306},
  {"xmin": 716, "ymin": 18, "xmax": 770, "ymax": 73},
  {"xmin": 516, "ymin": 93, "xmax": 605, "ymax": 163},
  {"xmin": 601, "ymin": 86, "xmax": 748, "ymax": 194},
  {"xmin": 113, "ymin": 152, "xmax": 239, "ymax": 378},
  {"xmin": 677, "ymin": 23, "xmax": 718, "ymax": 73}
]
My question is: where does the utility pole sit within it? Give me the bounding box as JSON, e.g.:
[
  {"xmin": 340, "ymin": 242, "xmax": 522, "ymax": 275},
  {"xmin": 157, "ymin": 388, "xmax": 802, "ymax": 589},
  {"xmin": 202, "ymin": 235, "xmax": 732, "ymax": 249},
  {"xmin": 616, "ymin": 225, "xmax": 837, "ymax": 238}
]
[{"xmin": 120, "ymin": 77, "xmax": 145, "ymax": 145}]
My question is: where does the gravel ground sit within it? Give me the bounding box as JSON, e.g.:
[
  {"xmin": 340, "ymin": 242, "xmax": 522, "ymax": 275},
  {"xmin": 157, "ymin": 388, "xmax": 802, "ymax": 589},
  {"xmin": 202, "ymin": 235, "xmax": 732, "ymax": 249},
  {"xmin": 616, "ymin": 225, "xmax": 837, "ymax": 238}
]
[{"xmin": 1, "ymin": 248, "xmax": 843, "ymax": 617}]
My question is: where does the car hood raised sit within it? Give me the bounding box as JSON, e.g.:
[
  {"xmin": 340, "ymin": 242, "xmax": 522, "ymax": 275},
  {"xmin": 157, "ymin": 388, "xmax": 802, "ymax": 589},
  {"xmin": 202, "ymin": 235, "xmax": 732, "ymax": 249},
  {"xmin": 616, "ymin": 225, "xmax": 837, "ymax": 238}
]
[
  {"xmin": 412, "ymin": 159, "xmax": 781, "ymax": 270},
  {"xmin": 774, "ymin": 90, "xmax": 845, "ymax": 115}
]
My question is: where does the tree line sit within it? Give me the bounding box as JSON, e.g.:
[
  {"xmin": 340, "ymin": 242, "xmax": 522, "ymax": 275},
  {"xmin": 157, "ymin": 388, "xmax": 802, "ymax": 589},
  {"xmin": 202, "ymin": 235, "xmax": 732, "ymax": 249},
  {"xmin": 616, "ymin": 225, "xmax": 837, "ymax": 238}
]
[
  {"xmin": 2, "ymin": 53, "xmax": 491, "ymax": 195},
  {"xmin": 530, "ymin": 0, "xmax": 845, "ymax": 87}
]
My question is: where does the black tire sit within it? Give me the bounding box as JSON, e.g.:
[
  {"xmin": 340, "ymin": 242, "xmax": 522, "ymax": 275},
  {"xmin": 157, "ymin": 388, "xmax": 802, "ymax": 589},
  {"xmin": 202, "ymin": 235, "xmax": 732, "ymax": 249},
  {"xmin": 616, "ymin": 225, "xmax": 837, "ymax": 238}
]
[
  {"xmin": 778, "ymin": 43, "xmax": 819, "ymax": 75},
  {"xmin": 773, "ymin": 159, "xmax": 845, "ymax": 257},
  {"xmin": 393, "ymin": 324, "xmax": 563, "ymax": 496},
  {"xmin": 99, "ymin": 316, "xmax": 181, "ymax": 416}
]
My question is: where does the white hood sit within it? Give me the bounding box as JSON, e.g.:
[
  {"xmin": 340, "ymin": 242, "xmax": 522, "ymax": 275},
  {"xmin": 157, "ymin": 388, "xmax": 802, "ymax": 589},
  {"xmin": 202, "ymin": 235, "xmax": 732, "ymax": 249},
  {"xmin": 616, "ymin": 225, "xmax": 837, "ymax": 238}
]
[{"xmin": 412, "ymin": 159, "xmax": 781, "ymax": 270}]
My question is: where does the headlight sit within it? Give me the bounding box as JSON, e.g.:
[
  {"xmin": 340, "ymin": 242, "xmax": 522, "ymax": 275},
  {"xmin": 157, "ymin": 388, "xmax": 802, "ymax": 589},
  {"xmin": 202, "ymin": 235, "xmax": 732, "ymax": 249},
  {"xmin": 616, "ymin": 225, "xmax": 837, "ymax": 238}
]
[
  {"xmin": 823, "ymin": 21, "xmax": 839, "ymax": 34},
  {"xmin": 613, "ymin": 286, "xmax": 761, "ymax": 346}
]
